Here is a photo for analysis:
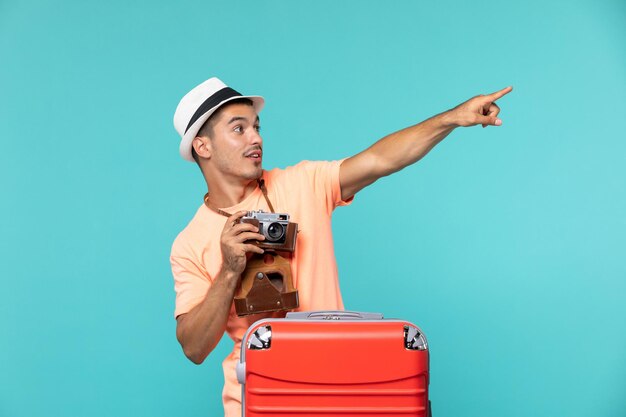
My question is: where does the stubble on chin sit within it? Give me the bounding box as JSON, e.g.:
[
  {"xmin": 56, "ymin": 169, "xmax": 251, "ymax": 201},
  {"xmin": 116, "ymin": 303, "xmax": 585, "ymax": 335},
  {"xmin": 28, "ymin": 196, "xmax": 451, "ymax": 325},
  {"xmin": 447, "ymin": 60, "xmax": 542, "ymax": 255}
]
[
  {"xmin": 252, "ymin": 166, "xmax": 263, "ymax": 180},
  {"xmin": 242, "ymin": 165, "xmax": 263, "ymax": 181}
]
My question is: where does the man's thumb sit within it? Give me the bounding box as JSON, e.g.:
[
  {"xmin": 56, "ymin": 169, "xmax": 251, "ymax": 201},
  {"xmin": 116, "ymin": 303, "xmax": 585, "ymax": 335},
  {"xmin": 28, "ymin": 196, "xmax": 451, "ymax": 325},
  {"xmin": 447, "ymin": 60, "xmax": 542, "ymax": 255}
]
[{"xmin": 480, "ymin": 115, "xmax": 502, "ymax": 127}]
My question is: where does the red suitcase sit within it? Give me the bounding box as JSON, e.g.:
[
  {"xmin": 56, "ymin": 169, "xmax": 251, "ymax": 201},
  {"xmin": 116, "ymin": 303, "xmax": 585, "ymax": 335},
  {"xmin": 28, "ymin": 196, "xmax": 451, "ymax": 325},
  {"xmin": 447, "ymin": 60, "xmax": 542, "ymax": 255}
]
[{"xmin": 237, "ymin": 311, "xmax": 431, "ymax": 416}]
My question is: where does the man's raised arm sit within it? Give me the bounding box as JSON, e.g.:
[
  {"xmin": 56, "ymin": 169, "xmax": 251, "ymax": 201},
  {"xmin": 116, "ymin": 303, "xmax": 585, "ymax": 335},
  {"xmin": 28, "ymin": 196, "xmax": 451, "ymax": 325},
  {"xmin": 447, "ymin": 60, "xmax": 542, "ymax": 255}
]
[{"xmin": 339, "ymin": 86, "xmax": 513, "ymax": 200}]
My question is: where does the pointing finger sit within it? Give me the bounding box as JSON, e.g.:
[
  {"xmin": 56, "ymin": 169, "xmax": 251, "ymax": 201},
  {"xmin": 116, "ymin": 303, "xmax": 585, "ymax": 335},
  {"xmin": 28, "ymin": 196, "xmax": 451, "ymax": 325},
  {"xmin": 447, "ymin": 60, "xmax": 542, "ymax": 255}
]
[{"xmin": 487, "ymin": 86, "xmax": 513, "ymax": 102}]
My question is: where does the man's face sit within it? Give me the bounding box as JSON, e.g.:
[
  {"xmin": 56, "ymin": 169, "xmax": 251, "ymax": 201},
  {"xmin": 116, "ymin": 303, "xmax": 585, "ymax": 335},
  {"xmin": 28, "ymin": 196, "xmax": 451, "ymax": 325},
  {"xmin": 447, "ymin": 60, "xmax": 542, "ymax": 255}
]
[{"xmin": 205, "ymin": 102, "xmax": 263, "ymax": 183}]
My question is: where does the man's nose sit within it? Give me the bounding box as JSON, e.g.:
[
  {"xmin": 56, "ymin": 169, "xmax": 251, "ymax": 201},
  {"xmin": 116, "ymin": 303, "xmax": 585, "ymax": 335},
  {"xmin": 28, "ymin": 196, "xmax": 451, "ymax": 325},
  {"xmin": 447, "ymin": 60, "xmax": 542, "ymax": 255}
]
[{"xmin": 250, "ymin": 129, "xmax": 263, "ymax": 147}]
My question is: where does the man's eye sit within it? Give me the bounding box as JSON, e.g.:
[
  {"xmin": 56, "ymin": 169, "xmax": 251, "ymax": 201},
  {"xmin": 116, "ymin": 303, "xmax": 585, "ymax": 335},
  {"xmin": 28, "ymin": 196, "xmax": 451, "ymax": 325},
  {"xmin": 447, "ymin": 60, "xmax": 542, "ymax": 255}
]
[
  {"xmin": 254, "ymin": 125, "xmax": 261, "ymax": 132},
  {"xmin": 233, "ymin": 126, "xmax": 243, "ymax": 133}
]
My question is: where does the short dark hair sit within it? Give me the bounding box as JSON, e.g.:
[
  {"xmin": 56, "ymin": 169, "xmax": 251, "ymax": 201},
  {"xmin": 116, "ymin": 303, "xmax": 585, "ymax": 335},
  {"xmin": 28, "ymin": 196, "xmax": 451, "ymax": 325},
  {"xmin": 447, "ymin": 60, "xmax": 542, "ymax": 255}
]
[{"xmin": 191, "ymin": 97, "xmax": 254, "ymax": 164}]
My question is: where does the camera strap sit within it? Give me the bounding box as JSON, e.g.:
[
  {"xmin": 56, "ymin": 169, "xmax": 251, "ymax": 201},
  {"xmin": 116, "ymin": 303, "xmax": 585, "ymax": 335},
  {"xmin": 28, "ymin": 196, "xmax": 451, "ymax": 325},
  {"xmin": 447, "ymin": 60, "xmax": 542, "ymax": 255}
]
[{"xmin": 203, "ymin": 178, "xmax": 275, "ymax": 217}]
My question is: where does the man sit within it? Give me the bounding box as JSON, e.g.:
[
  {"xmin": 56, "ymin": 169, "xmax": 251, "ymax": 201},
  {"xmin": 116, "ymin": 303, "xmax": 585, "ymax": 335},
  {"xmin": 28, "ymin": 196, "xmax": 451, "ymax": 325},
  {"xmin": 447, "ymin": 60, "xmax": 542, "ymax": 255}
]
[{"xmin": 171, "ymin": 77, "xmax": 512, "ymax": 416}]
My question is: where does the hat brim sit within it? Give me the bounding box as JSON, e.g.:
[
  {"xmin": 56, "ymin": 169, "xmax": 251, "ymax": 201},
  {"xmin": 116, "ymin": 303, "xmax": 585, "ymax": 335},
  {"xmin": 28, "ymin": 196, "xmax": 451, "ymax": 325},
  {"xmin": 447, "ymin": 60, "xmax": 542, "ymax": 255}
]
[{"xmin": 179, "ymin": 95, "xmax": 265, "ymax": 162}]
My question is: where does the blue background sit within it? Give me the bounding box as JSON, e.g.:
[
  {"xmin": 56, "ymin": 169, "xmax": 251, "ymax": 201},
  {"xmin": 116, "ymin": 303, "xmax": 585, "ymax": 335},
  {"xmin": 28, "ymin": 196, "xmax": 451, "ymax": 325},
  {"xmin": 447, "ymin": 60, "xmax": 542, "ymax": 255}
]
[{"xmin": 1, "ymin": 1, "xmax": 624, "ymax": 416}]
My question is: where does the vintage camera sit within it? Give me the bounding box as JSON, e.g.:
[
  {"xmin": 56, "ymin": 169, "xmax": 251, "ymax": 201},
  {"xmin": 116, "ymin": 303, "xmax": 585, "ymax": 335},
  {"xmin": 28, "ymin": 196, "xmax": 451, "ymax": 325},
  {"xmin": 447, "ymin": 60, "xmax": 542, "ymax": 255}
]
[{"xmin": 240, "ymin": 210, "xmax": 298, "ymax": 253}]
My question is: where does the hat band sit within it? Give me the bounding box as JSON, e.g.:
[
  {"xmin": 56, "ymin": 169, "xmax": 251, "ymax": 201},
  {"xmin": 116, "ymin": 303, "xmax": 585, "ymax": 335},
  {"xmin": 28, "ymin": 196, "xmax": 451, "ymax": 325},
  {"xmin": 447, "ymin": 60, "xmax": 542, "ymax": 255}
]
[{"xmin": 184, "ymin": 87, "xmax": 243, "ymax": 134}]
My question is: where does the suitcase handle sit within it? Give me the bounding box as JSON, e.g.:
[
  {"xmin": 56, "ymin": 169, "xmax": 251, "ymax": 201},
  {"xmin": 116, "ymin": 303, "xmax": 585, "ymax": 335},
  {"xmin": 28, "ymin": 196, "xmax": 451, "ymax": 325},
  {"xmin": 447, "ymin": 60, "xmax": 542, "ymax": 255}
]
[{"xmin": 286, "ymin": 310, "xmax": 384, "ymax": 320}]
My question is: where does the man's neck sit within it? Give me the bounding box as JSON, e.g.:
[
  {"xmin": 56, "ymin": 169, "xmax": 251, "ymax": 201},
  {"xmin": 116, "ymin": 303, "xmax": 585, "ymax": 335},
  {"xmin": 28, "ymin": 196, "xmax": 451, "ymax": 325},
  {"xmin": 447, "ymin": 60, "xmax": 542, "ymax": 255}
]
[{"xmin": 204, "ymin": 177, "xmax": 259, "ymax": 208}]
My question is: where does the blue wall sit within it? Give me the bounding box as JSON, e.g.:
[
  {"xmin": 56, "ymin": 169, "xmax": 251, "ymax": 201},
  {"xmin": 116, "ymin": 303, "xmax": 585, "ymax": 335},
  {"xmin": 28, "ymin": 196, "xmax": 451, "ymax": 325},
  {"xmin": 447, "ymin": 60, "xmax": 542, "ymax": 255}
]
[{"xmin": 1, "ymin": 1, "xmax": 624, "ymax": 416}]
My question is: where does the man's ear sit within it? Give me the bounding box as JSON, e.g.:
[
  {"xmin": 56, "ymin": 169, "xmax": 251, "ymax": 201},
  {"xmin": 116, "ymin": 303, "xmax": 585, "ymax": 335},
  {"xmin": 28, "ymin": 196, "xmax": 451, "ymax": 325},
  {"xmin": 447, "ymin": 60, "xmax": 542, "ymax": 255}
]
[{"xmin": 192, "ymin": 136, "xmax": 212, "ymax": 159}]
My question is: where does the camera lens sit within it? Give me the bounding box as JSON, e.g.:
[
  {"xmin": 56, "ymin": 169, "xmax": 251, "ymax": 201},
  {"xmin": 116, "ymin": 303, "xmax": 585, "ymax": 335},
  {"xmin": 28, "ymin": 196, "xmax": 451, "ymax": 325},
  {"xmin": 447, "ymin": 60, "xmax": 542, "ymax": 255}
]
[{"xmin": 266, "ymin": 222, "xmax": 285, "ymax": 242}]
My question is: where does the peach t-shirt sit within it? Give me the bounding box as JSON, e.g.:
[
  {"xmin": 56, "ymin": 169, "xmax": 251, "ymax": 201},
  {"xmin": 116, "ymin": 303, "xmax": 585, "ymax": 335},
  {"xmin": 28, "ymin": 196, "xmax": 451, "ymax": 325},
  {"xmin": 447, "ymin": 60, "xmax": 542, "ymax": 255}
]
[{"xmin": 170, "ymin": 160, "xmax": 352, "ymax": 417}]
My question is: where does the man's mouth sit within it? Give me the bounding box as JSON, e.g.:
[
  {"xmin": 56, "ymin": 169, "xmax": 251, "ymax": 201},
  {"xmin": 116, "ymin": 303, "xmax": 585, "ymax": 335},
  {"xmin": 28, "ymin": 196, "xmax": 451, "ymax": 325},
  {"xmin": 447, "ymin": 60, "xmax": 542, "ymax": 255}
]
[{"xmin": 245, "ymin": 149, "xmax": 262, "ymax": 161}]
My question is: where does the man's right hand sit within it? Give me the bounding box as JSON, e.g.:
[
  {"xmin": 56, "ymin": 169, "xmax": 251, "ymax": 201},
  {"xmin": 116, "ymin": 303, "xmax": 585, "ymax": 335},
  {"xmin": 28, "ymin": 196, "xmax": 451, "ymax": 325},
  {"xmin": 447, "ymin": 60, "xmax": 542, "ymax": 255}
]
[
  {"xmin": 220, "ymin": 211, "xmax": 265, "ymax": 276},
  {"xmin": 176, "ymin": 211, "xmax": 266, "ymax": 364}
]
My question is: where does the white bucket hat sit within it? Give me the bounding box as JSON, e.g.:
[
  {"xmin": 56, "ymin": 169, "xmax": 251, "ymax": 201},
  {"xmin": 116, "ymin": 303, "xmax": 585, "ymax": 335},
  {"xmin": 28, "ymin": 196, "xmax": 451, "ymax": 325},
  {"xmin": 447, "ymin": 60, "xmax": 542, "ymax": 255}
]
[{"xmin": 173, "ymin": 77, "xmax": 265, "ymax": 162}]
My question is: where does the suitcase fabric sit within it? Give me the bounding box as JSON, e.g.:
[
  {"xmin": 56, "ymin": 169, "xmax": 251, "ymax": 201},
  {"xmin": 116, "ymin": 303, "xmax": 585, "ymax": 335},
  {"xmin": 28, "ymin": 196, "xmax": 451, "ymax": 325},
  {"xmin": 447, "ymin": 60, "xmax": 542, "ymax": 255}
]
[{"xmin": 237, "ymin": 311, "xmax": 430, "ymax": 416}]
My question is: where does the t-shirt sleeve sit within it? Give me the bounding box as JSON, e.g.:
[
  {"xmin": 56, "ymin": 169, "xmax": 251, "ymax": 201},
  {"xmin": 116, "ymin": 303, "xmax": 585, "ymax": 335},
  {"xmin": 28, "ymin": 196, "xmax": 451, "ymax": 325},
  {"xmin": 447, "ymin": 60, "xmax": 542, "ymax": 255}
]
[
  {"xmin": 295, "ymin": 159, "xmax": 354, "ymax": 214},
  {"xmin": 170, "ymin": 252, "xmax": 211, "ymax": 319}
]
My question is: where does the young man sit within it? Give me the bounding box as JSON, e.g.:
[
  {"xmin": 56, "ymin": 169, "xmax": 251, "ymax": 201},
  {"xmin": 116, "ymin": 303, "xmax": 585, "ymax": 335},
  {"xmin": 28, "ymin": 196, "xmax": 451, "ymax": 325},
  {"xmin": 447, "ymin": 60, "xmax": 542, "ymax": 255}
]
[{"xmin": 171, "ymin": 77, "xmax": 512, "ymax": 416}]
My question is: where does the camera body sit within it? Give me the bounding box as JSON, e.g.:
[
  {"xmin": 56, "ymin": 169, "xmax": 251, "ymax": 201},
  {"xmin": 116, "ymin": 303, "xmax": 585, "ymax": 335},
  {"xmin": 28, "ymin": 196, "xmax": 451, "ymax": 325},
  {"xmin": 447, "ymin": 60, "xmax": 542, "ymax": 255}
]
[{"xmin": 241, "ymin": 210, "xmax": 298, "ymax": 252}]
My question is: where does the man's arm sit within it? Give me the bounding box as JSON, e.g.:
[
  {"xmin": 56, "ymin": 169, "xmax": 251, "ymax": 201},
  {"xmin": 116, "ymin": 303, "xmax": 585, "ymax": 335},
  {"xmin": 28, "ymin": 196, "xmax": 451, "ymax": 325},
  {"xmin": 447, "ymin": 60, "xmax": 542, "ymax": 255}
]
[
  {"xmin": 175, "ymin": 211, "xmax": 265, "ymax": 364},
  {"xmin": 340, "ymin": 87, "xmax": 513, "ymax": 200}
]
